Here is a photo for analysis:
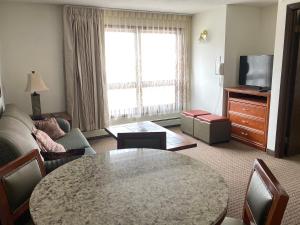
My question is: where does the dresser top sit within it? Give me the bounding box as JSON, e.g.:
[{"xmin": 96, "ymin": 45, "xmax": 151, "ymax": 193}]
[{"xmin": 225, "ymin": 87, "xmax": 271, "ymax": 97}]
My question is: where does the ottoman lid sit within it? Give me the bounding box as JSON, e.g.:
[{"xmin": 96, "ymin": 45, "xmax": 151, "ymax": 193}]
[
  {"xmin": 182, "ymin": 110, "xmax": 210, "ymax": 117},
  {"xmin": 196, "ymin": 114, "xmax": 229, "ymax": 123}
]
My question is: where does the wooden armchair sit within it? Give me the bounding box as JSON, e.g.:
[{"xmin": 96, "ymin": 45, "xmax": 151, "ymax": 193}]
[
  {"xmin": 0, "ymin": 149, "xmax": 45, "ymax": 225},
  {"xmin": 222, "ymin": 159, "xmax": 289, "ymax": 225},
  {"xmin": 117, "ymin": 132, "xmax": 167, "ymax": 150}
]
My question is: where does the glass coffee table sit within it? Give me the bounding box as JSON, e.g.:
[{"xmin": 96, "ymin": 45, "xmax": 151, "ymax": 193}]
[{"xmin": 105, "ymin": 121, "xmax": 197, "ymax": 151}]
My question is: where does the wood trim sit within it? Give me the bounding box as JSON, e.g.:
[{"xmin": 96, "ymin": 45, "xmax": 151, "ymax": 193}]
[
  {"xmin": 12, "ymin": 200, "xmax": 29, "ymax": 221},
  {"xmin": 266, "ymin": 148, "xmax": 275, "ymax": 156},
  {"xmin": 0, "ymin": 149, "xmax": 45, "ymax": 225},
  {"xmin": 225, "ymin": 87, "xmax": 270, "ymax": 151},
  {"xmin": 228, "ymin": 97, "xmax": 268, "ymax": 106},
  {"xmin": 275, "ymin": 3, "xmax": 300, "ymax": 158},
  {"xmin": 0, "ymin": 184, "xmax": 13, "ymax": 225},
  {"xmin": 224, "ymin": 87, "xmax": 271, "ymax": 97},
  {"xmin": 0, "ymin": 149, "xmax": 46, "ymax": 178},
  {"xmin": 288, "ymin": 2, "xmax": 300, "ymax": 10},
  {"xmin": 152, "ymin": 117, "xmax": 181, "ymax": 122},
  {"xmin": 231, "ymin": 135, "xmax": 265, "ymax": 151},
  {"xmin": 106, "ymin": 121, "xmax": 197, "ymax": 151},
  {"xmin": 117, "ymin": 132, "xmax": 167, "ymax": 150},
  {"xmin": 242, "ymin": 159, "xmax": 289, "ymax": 225}
]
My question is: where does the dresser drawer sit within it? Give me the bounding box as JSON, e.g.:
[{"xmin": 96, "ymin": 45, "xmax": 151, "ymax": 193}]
[
  {"xmin": 229, "ymin": 113, "xmax": 265, "ymax": 131},
  {"xmin": 232, "ymin": 124, "xmax": 265, "ymax": 144},
  {"xmin": 229, "ymin": 100, "xmax": 266, "ymax": 118}
]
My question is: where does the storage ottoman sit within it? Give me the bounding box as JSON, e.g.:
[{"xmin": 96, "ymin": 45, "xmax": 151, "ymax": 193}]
[
  {"xmin": 181, "ymin": 110, "xmax": 210, "ymax": 136},
  {"xmin": 194, "ymin": 114, "xmax": 231, "ymax": 144}
]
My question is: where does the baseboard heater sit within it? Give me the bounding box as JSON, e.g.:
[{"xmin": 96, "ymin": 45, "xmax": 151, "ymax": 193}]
[{"xmin": 84, "ymin": 117, "xmax": 181, "ymax": 139}]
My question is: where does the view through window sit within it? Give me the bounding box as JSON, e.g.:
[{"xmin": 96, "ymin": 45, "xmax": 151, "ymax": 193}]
[{"xmin": 105, "ymin": 27, "xmax": 182, "ymax": 119}]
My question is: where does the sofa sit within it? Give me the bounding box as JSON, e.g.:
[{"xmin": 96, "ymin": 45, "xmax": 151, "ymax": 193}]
[{"xmin": 0, "ymin": 104, "xmax": 96, "ymax": 173}]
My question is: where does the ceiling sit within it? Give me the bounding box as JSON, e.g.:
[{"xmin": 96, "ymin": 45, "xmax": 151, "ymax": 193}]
[{"xmin": 2, "ymin": 0, "xmax": 278, "ymax": 14}]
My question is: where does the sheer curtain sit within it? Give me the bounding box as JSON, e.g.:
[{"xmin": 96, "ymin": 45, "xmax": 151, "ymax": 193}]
[{"xmin": 104, "ymin": 10, "xmax": 191, "ymax": 120}]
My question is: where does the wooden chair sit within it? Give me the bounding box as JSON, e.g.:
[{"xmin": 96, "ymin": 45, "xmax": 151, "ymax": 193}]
[
  {"xmin": 222, "ymin": 159, "xmax": 289, "ymax": 225},
  {"xmin": 0, "ymin": 149, "xmax": 45, "ymax": 225},
  {"xmin": 117, "ymin": 132, "xmax": 167, "ymax": 150}
]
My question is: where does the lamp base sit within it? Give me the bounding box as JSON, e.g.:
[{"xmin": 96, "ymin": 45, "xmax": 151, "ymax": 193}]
[{"xmin": 31, "ymin": 92, "xmax": 42, "ymax": 120}]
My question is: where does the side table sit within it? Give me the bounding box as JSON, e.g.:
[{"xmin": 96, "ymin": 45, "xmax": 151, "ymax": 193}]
[{"xmin": 31, "ymin": 112, "xmax": 72, "ymax": 125}]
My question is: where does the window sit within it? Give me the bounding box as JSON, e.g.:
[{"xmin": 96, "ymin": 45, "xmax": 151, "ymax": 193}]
[{"xmin": 105, "ymin": 26, "xmax": 184, "ymax": 119}]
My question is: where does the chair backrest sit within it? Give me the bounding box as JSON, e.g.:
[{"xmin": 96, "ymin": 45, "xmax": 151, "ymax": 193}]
[
  {"xmin": 0, "ymin": 149, "xmax": 45, "ymax": 225},
  {"xmin": 243, "ymin": 159, "xmax": 289, "ymax": 225},
  {"xmin": 117, "ymin": 132, "xmax": 167, "ymax": 150}
]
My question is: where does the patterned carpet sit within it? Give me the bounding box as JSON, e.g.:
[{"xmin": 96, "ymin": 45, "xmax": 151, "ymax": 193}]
[{"xmin": 90, "ymin": 127, "xmax": 300, "ymax": 225}]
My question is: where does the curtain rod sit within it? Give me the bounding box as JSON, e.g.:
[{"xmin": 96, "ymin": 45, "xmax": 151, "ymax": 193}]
[{"xmin": 64, "ymin": 4, "xmax": 192, "ymax": 16}]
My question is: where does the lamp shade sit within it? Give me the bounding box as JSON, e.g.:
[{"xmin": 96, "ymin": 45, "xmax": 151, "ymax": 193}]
[{"xmin": 25, "ymin": 71, "xmax": 49, "ymax": 93}]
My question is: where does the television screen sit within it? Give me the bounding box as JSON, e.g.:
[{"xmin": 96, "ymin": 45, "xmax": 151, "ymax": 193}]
[{"xmin": 239, "ymin": 55, "xmax": 273, "ymax": 90}]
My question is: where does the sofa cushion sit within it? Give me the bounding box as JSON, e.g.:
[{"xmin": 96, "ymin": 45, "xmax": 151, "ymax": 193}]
[
  {"xmin": 2, "ymin": 104, "xmax": 35, "ymax": 131},
  {"xmin": 0, "ymin": 104, "xmax": 96, "ymax": 168},
  {"xmin": 0, "ymin": 116, "xmax": 41, "ymax": 167},
  {"xmin": 84, "ymin": 146, "xmax": 96, "ymax": 155},
  {"xmin": 0, "ymin": 130, "xmax": 41, "ymax": 166},
  {"xmin": 0, "ymin": 116, "xmax": 31, "ymax": 133},
  {"xmin": 56, "ymin": 128, "xmax": 90, "ymax": 150},
  {"xmin": 44, "ymin": 156, "xmax": 81, "ymax": 174}
]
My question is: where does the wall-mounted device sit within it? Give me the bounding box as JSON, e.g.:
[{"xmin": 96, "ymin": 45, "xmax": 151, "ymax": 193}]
[{"xmin": 215, "ymin": 56, "xmax": 224, "ymax": 76}]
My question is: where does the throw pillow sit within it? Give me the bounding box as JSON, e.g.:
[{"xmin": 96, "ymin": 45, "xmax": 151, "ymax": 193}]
[
  {"xmin": 34, "ymin": 118, "xmax": 65, "ymax": 140},
  {"xmin": 32, "ymin": 128, "xmax": 66, "ymax": 153}
]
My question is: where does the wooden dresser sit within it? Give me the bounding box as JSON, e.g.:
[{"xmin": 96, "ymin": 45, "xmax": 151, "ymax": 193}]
[{"xmin": 225, "ymin": 87, "xmax": 271, "ymax": 151}]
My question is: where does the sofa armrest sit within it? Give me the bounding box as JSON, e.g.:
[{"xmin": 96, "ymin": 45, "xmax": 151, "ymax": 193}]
[
  {"xmin": 43, "ymin": 155, "xmax": 81, "ymax": 174},
  {"xmin": 56, "ymin": 118, "xmax": 71, "ymax": 133}
]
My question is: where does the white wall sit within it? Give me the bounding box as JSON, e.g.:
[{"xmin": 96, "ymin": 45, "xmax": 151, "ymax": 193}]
[
  {"xmin": 0, "ymin": 2, "xmax": 65, "ymax": 114},
  {"xmin": 267, "ymin": 0, "xmax": 299, "ymax": 151},
  {"xmin": 191, "ymin": 6, "xmax": 227, "ymax": 115},
  {"xmin": 191, "ymin": 4, "xmax": 277, "ymax": 116},
  {"xmin": 0, "ymin": 1, "xmax": 280, "ymax": 142},
  {"xmin": 222, "ymin": 4, "xmax": 279, "ymax": 151},
  {"xmin": 260, "ymin": 5, "xmax": 278, "ymax": 54},
  {"xmin": 223, "ymin": 5, "xmax": 278, "ymax": 89},
  {"xmin": 224, "ymin": 5, "xmax": 262, "ymax": 88}
]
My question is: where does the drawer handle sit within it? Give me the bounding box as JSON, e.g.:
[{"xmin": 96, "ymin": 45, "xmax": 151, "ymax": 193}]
[
  {"xmin": 242, "ymin": 108, "xmax": 249, "ymax": 111},
  {"xmin": 241, "ymin": 131, "xmax": 248, "ymax": 136}
]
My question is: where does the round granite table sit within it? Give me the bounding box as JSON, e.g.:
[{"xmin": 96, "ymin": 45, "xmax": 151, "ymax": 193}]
[{"xmin": 30, "ymin": 149, "xmax": 229, "ymax": 225}]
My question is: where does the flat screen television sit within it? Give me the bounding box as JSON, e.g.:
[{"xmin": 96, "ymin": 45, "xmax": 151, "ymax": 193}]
[{"xmin": 239, "ymin": 55, "xmax": 273, "ymax": 90}]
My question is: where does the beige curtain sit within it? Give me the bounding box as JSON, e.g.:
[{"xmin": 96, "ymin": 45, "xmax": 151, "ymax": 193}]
[
  {"xmin": 63, "ymin": 6, "xmax": 109, "ymax": 131},
  {"xmin": 104, "ymin": 10, "xmax": 191, "ymax": 119}
]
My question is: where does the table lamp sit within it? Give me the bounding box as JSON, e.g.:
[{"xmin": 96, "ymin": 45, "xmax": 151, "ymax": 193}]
[{"xmin": 25, "ymin": 71, "xmax": 49, "ymax": 120}]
